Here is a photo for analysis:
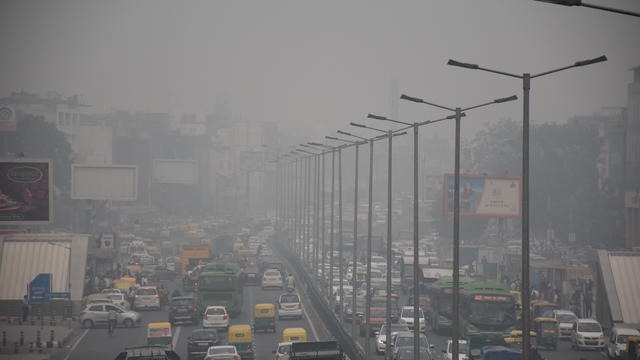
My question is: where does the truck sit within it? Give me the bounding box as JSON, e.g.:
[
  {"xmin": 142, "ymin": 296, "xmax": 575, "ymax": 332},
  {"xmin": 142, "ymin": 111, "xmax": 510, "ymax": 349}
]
[
  {"xmin": 289, "ymin": 341, "xmax": 343, "ymax": 360},
  {"xmin": 196, "ymin": 263, "xmax": 243, "ymax": 315},
  {"xmin": 180, "ymin": 244, "xmax": 210, "ymax": 275}
]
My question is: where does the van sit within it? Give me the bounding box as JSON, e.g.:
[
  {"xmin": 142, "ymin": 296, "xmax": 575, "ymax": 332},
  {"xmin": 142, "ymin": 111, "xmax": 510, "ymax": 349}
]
[
  {"xmin": 571, "ymin": 318, "xmax": 605, "ymax": 351},
  {"xmin": 607, "ymin": 327, "xmax": 640, "ymax": 359}
]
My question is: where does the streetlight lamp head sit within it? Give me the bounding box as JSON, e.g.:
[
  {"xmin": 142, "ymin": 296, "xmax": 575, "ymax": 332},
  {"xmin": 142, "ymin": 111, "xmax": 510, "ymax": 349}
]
[
  {"xmin": 447, "ymin": 59, "xmax": 479, "ymax": 70},
  {"xmin": 350, "ymin": 122, "xmax": 366, "ymax": 128},
  {"xmin": 308, "ymin": 142, "xmax": 323, "ymax": 146},
  {"xmin": 325, "ymin": 136, "xmax": 339, "ymax": 141},
  {"xmin": 367, "ymin": 114, "xmax": 388, "ymax": 120},
  {"xmin": 394, "ymin": 131, "xmax": 408, "ymax": 137},
  {"xmin": 533, "ymin": 0, "xmax": 582, "ymax": 5},
  {"xmin": 574, "ymin": 55, "xmax": 607, "ymax": 67},
  {"xmin": 494, "ymin": 95, "xmax": 518, "ymax": 103},
  {"xmin": 337, "ymin": 130, "xmax": 353, "ymax": 137},
  {"xmin": 400, "ymin": 94, "xmax": 423, "ymax": 103}
]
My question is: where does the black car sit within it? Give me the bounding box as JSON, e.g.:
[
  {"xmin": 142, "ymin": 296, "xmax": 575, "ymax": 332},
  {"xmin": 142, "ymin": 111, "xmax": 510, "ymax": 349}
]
[
  {"xmin": 153, "ymin": 266, "xmax": 177, "ymax": 281},
  {"xmin": 187, "ymin": 329, "xmax": 219, "ymax": 360},
  {"xmin": 168, "ymin": 296, "xmax": 199, "ymax": 325},
  {"xmin": 244, "ymin": 266, "xmax": 260, "ymax": 285}
]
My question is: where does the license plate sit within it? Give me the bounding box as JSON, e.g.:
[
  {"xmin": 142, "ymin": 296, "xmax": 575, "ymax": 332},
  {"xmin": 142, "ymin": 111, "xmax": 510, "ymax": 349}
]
[{"xmin": 178, "ymin": 309, "xmax": 188, "ymax": 313}]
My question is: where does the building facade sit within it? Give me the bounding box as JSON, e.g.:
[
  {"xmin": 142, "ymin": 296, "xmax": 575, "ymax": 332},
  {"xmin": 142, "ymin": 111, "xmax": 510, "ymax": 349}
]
[{"xmin": 625, "ymin": 66, "xmax": 640, "ymax": 249}]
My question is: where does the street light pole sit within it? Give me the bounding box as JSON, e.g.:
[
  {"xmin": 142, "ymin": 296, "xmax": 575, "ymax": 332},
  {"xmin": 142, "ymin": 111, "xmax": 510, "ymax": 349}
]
[
  {"xmin": 533, "ymin": 0, "xmax": 640, "ymax": 17},
  {"xmin": 447, "ymin": 55, "xmax": 606, "ymax": 360},
  {"xmin": 385, "ymin": 129, "xmax": 393, "ymax": 360}
]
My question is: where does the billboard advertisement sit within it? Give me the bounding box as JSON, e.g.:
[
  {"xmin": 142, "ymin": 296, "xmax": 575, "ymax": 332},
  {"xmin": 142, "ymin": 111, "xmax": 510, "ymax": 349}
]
[
  {"xmin": 71, "ymin": 165, "xmax": 137, "ymax": 201},
  {"xmin": 443, "ymin": 173, "xmax": 521, "ymax": 218},
  {"xmin": 152, "ymin": 159, "xmax": 198, "ymax": 184},
  {"xmin": 0, "ymin": 159, "xmax": 52, "ymax": 224}
]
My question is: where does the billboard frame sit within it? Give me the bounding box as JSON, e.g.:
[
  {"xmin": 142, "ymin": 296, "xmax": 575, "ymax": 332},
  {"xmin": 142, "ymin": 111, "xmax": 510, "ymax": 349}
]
[
  {"xmin": 71, "ymin": 164, "xmax": 138, "ymax": 201},
  {"xmin": 0, "ymin": 158, "xmax": 53, "ymax": 225},
  {"xmin": 443, "ymin": 173, "xmax": 522, "ymax": 218}
]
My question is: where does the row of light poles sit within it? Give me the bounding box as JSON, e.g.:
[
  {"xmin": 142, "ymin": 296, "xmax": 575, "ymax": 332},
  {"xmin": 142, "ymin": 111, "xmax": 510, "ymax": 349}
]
[{"xmin": 273, "ymin": 53, "xmax": 606, "ymax": 360}]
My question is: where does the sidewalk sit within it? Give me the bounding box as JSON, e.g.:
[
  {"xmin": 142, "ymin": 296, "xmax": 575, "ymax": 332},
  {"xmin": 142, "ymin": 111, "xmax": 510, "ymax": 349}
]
[{"xmin": 0, "ymin": 316, "xmax": 74, "ymax": 356}]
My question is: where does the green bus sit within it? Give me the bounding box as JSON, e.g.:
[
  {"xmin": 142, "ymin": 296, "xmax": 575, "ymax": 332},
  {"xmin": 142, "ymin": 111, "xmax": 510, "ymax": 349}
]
[
  {"xmin": 461, "ymin": 281, "xmax": 515, "ymax": 357},
  {"xmin": 427, "ymin": 276, "xmax": 474, "ymax": 335},
  {"xmin": 196, "ymin": 263, "xmax": 243, "ymax": 316}
]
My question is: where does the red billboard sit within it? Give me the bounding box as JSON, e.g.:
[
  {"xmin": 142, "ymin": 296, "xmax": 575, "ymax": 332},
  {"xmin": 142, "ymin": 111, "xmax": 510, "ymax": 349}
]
[{"xmin": 0, "ymin": 159, "xmax": 52, "ymax": 224}]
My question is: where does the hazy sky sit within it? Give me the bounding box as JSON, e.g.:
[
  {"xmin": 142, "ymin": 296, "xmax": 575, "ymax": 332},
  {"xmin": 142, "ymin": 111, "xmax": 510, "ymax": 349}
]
[{"xmin": 1, "ymin": 0, "xmax": 639, "ymax": 139}]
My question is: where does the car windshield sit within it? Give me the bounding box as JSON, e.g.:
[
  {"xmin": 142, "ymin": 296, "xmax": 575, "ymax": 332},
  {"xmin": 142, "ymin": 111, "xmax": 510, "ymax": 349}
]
[
  {"xmin": 171, "ymin": 298, "xmax": 193, "ymax": 306},
  {"xmin": 617, "ymin": 335, "xmax": 633, "ymax": 344},
  {"xmin": 280, "ymin": 295, "xmax": 299, "ymax": 303},
  {"xmin": 137, "ymin": 288, "xmax": 157, "ymax": 295},
  {"xmin": 556, "ymin": 314, "xmax": 576, "ymax": 322},
  {"xmin": 107, "ymin": 295, "xmax": 123, "ymax": 300},
  {"xmin": 209, "ymin": 347, "xmax": 235, "ymax": 355},
  {"xmin": 265, "ymin": 270, "xmax": 280, "ymax": 276},
  {"xmin": 402, "ymin": 309, "xmax": 423, "ymax": 318},
  {"xmin": 277, "ymin": 344, "xmax": 291, "ymax": 354},
  {"xmin": 396, "ymin": 336, "xmax": 428, "ymax": 348},
  {"xmin": 578, "ymin": 322, "xmax": 602, "ymax": 332},
  {"xmin": 206, "ymin": 308, "xmax": 226, "ymax": 315},
  {"xmin": 192, "ymin": 330, "xmax": 217, "ymax": 340}
]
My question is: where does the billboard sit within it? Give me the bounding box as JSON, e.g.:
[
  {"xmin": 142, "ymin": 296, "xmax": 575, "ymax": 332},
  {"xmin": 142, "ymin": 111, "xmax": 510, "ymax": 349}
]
[
  {"xmin": 71, "ymin": 164, "xmax": 137, "ymax": 201},
  {"xmin": 443, "ymin": 173, "xmax": 521, "ymax": 218},
  {"xmin": 152, "ymin": 159, "xmax": 198, "ymax": 184},
  {"xmin": 0, "ymin": 159, "xmax": 52, "ymax": 224}
]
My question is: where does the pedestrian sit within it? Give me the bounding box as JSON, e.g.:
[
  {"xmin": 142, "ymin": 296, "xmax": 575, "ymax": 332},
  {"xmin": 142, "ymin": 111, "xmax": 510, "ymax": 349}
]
[
  {"xmin": 22, "ymin": 295, "xmax": 30, "ymax": 322},
  {"xmin": 141, "ymin": 275, "xmax": 148, "ymax": 286},
  {"xmin": 584, "ymin": 290, "xmax": 593, "ymax": 318}
]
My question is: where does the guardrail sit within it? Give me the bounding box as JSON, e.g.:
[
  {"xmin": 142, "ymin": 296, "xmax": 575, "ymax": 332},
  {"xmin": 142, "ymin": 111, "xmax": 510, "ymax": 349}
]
[{"xmin": 274, "ymin": 238, "xmax": 364, "ymax": 360}]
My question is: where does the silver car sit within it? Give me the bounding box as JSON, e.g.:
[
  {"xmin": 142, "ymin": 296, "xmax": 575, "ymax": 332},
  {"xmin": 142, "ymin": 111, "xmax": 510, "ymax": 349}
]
[
  {"xmin": 80, "ymin": 303, "xmax": 141, "ymax": 328},
  {"xmin": 134, "ymin": 286, "xmax": 161, "ymax": 310}
]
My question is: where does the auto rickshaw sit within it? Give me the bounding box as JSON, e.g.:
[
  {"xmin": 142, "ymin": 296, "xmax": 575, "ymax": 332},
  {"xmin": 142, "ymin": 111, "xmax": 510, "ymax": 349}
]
[
  {"xmin": 626, "ymin": 336, "xmax": 640, "ymax": 360},
  {"xmin": 531, "ymin": 300, "xmax": 559, "ymax": 319},
  {"xmin": 113, "ymin": 276, "xmax": 137, "ymax": 291},
  {"xmin": 504, "ymin": 330, "xmax": 537, "ymax": 348},
  {"xmin": 228, "ymin": 325, "xmax": 254, "ymax": 359},
  {"xmin": 147, "ymin": 322, "xmax": 173, "ymax": 350},
  {"xmin": 253, "ymin": 303, "xmax": 276, "ymax": 333},
  {"xmin": 533, "ymin": 317, "xmax": 559, "ymax": 350},
  {"xmin": 282, "ymin": 328, "xmax": 308, "ymax": 343}
]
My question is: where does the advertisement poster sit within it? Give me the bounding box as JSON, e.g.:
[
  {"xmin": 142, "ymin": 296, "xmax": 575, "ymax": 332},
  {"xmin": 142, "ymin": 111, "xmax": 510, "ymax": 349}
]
[
  {"xmin": 0, "ymin": 159, "xmax": 52, "ymax": 224},
  {"xmin": 0, "ymin": 106, "xmax": 16, "ymax": 131},
  {"xmin": 443, "ymin": 173, "xmax": 521, "ymax": 218}
]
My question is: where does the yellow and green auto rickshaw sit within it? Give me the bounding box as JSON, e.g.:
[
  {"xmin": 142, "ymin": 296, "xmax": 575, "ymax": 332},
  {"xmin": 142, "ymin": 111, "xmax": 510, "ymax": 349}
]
[
  {"xmin": 282, "ymin": 328, "xmax": 308, "ymax": 343},
  {"xmin": 147, "ymin": 322, "xmax": 173, "ymax": 350},
  {"xmin": 253, "ymin": 303, "xmax": 276, "ymax": 333},
  {"xmin": 626, "ymin": 336, "xmax": 640, "ymax": 360},
  {"xmin": 228, "ymin": 325, "xmax": 254, "ymax": 359},
  {"xmin": 533, "ymin": 317, "xmax": 559, "ymax": 350},
  {"xmin": 531, "ymin": 300, "xmax": 559, "ymax": 319}
]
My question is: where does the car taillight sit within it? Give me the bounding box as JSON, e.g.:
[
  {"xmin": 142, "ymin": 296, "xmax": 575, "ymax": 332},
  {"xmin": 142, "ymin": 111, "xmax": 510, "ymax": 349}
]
[
  {"xmin": 203, "ymin": 313, "xmax": 207, "ymax": 319},
  {"xmin": 223, "ymin": 314, "xmax": 228, "ymax": 319},
  {"xmin": 169, "ymin": 306, "xmax": 176, "ymax": 311},
  {"xmin": 233, "ymin": 355, "xmax": 240, "ymax": 360},
  {"xmin": 154, "ymin": 294, "xmax": 159, "ymax": 298},
  {"xmin": 275, "ymin": 355, "xmax": 280, "ymax": 360},
  {"xmin": 134, "ymin": 295, "xmax": 139, "ymax": 298}
]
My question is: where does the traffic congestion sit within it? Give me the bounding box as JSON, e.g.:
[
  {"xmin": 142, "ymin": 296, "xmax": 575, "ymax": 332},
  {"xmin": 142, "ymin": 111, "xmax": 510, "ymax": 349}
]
[{"xmin": 60, "ymin": 215, "xmax": 624, "ymax": 360}]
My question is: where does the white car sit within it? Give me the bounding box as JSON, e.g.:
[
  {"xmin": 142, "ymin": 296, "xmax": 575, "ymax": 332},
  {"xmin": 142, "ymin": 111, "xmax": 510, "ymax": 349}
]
[
  {"xmin": 105, "ymin": 293, "xmax": 129, "ymax": 309},
  {"xmin": 204, "ymin": 345, "xmax": 239, "ymax": 360},
  {"xmin": 133, "ymin": 286, "xmax": 160, "ymax": 310},
  {"xmin": 202, "ymin": 306, "xmax": 229, "ymax": 329},
  {"xmin": 399, "ymin": 306, "xmax": 426, "ymax": 332},
  {"xmin": 262, "ymin": 269, "xmax": 284, "ymax": 290},
  {"xmin": 552, "ymin": 309, "xmax": 578, "ymax": 339},
  {"xmin": 273, "ymin": 342, "xmax": 292, "ymax": 360},
  {"xmin": 376, "ymin": 323, "xmax": 410, "ymax": 354},
  {"xmin": 277, "ymin": 293, "xmax": 303, "ymax": 319},
  {"xmin": 607, "ymin": 327, "xmax": 640, "ymax": 359},
  {"xmin": 444, "ymin": 339, "xmax": 469, "ymax": 360},
  {"xmin": 101, "ymin": 288, "xmax": 123, "ymax": 295},
  {"xmin": 572, "ymin": 318, "xmax": 605, "ymax": 351}
]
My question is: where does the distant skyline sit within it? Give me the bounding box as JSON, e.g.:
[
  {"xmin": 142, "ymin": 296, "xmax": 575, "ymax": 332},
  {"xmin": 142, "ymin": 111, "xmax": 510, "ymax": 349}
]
[{"xmin": 1, "ymin": 0, "xmax": 639, "ymax": 139}]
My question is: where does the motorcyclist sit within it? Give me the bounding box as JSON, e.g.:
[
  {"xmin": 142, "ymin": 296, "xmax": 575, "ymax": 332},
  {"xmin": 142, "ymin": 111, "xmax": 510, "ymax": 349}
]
[{"xmin": 286, "ymin": 273, "xmax": 295, "ymax": 291}]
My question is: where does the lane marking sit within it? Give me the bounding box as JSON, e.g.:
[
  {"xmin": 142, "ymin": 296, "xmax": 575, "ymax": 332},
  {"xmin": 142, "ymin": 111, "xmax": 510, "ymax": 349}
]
[
  {"xmin": 63, "ymin": 329, "xmax": 89, "ymax": 360},
  {"xmin": 172, "ymin": 325, "xmax": 181, "ymax": 350},
  {"xmin": 301, "ymin": 300, "xmax": 319, "ymax": 341}
]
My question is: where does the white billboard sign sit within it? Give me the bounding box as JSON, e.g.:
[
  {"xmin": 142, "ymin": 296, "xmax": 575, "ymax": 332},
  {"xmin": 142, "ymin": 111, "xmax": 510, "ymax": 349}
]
[
  {"xmin": 71, "ymin": 165, "xmax": 137, "ymax": 201},
  {"xmin": 152, "ymin": 159, "xmax": 198, "ymax": 184}
]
